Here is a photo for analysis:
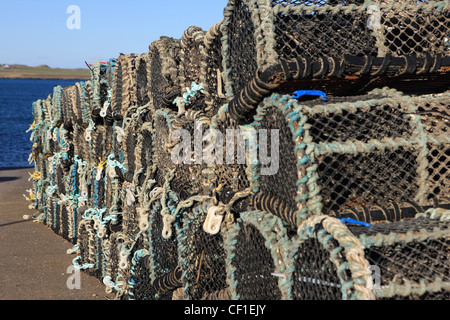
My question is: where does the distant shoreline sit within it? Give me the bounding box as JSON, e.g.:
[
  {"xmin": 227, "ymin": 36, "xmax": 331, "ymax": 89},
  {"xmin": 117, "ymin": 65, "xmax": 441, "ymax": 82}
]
[{"xmin": 0, "ymin": 64, "xmax": 91, "ymax": 80}]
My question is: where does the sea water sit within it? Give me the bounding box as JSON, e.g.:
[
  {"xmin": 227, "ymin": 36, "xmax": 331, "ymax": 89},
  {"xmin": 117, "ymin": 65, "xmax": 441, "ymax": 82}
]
[{"xmin": 0, "ymin": 78, "xmax": 82, "ymax": 168}]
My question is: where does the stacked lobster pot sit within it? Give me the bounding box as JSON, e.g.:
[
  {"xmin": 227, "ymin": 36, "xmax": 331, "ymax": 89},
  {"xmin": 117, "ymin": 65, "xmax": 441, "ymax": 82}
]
[{"xmin": 27, "ymin": 0, "xmax": 449, "ymax": 300}]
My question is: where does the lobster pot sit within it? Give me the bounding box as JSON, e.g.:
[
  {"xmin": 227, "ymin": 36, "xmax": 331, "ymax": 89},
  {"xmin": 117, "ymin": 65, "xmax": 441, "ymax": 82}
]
[
  {"xmin": 136, "ymin": 54, "xmax": 151, "ymax": 107},
  {"xmin": 90, "ymin": 126, "xmax": 108, "ymax": 168},
  {"xmin": 179, "ymin": 26, "xmax": 206, "ymax": 90},
  {"xmin": 127, "ymin": 249, "xmax": 156, "ymax": 300},
  {"xmin": 134, "ymin": 121, "xmax": 154, "ymax": 185},
  {"xmin": 152, "ymin": 109, "xmax": 176, "ymax": 181},
  {"xmin": 147, "ymin": 195, "xmax": 182, "ymax": 300},
  {"xmin": 45, "ymin": 194, "xmax": 58, "ymax": 232},
  {"xmin": 200, "ymin": 21, "xmax": 228, "ymax": 116},
  {"xmin": 122, "ymin": 187, "xmax": 141, "ymax": 240},
  {"xmin": 61, "ymin": 85, "xmax": 77, "ymax": 129},
  {"xmin": 225, "ymin": 211, "xmax": 291, "ymax": 300},
  {"xmin": 89, "ymin": 61, "xmax": 111, "ymax": 114},
  {"xmin": 80, "ymin": 80, "xmax": 95, "ymax": 124},
  {"xmin": 121, "ymin": 107, "xmax": 151, "ymax": 185},
  {"xmin": 71, "ymin": 82, "xmax": 85, "ymax": 125},
  {"xmin": 46, "ymin": 87, "xmax": 63, "ymax": 129},
  {"xmin": 152, "ymin": 109, "xmax": 205, "ymax": 199},
  {"xmin": 110, "ymin": 54, "xmax": 139, "ymax": 117},
  {"xmin": 209, "ymin": 106, "xmax": 251, "ymax": 193},
  {"xmin": 291, "ymin": 215, "xmax": 375, "ymax": 300},
  {"xmin": 104, "ymin": 232, "xmax": 128, "ymax": 294},
  {"xmin": 76, "ymin": 219, "xmax": 97, "ymax": 276},
  {"xmin": 106, "ymin": 58, "xmax": 117, "ymax": 90},
  {"xmin": 148, "ymin": 37, "xmax": 182, "ymax": 110},
  {"xmin": 348, "ymin": 213, "xmax": 450, "ymax": 300},
  {"xmin": 221, "ymin": 0, "xmax": 450, "ymax": 97},
  {"xmin": 179, "ymin": 203, "xmax": 229, "ymax": 300},
  {"xmin": 170, "ymin": 110, "xmax": 211, "ymax": 198},
  {"xmin": 416, "ymin": 93, "xmax": 450, "ymax": 202},
  {"xmin": 73, "ymin": 124, "xmax": 91, "ymax": 166},
  {"xmin": 58, "ymin": 202, "xmax": 75, "ymax": 241},
  {"xmin": 251, "ymin": 91, "xmax": 450, "ymax": 225}
]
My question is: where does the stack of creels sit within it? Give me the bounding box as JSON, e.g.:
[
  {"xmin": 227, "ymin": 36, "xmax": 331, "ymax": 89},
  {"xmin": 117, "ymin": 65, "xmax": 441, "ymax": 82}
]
[{"xmin": 27, "ymin": 0, "xmax": 449, "ymax": 301}]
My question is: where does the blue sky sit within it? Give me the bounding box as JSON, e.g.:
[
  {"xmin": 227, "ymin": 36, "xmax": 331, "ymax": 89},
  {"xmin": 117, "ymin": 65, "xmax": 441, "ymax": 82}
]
[{"xmin": 0, "ymin": 0, "xmax": 227, "ymax": 69}]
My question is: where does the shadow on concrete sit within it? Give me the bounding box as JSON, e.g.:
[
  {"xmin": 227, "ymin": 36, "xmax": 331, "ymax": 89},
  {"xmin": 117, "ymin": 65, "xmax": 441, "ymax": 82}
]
[
  {"xmin": 0, "ymin": 219, "xmax": 32, "ymax": 228},
  {"xmin": 0, "ymin": 176, "xmax": 19, "ymax": 183}
]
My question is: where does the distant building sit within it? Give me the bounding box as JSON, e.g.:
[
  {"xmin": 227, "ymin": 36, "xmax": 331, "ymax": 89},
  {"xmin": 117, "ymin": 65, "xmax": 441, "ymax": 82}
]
[{"xmin": 1, "ymin": 64, "xmax": 11, "ymax": 69}]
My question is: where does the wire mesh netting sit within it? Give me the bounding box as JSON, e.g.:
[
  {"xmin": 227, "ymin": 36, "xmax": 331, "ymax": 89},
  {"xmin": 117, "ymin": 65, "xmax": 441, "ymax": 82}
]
[{"xmin": 26, "ymin": 1, "xmax": 449, "ymax": 300}]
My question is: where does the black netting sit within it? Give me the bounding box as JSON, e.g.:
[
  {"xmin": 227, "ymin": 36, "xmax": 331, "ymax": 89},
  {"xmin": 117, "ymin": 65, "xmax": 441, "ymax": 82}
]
[
  {"xmin": 382, "ymin": 8, "xmax": 450, "ymax": 57},
  {"xmin": 148, "ymin": 200, "xmax": 179, "ymax": 300},
  {"xmin": 180, "ymin": 26, "xmax": 205, "ymax": 88},
  {"xmin": 149, "ymin": 38, "xmax": 182, "ymax": 110},
  {"xmin": 212, "ymin": 112, "xmax": 250, "ymax": 192},
  {"xmin": 306, "ymin": 100, "xmax": 413, "ymax": 143},
  {"xmin": 77, "ymin": 220, "xmax": 96, "ymax": 275},
  {"xmin": 137, "ymin": 125, "xmax": 153, "ymax": 176},
  {"xmin": 27, "ymin": 3, "xmax": 450, "ymax": 301},
  {"xmin": 136, "ymin": 55, "xmax": 151, "ymax": 107},
  {"xmin": 224, "ymin": 0, "xmax": 258, "ymax": 97},
  {"xmin": 123, "ymin": 200, "xmax": 140, "ymax": 239},
  {"xmin": 106, "ymin": 232, "xmax": 126, "ymax": 294},
  {"xmin": 202, "ymin": 22, "xmax": 227, "ymax": 116},
  {"xmin": 232, "ymin": 222, "xmax": 282, "ymax": 300},
  {"xmin": 128, "ymin": 251, "xmax": 156, "ymax": 300},
  {"xmin": 349, "ymin": 218, "xmax": 450, "ymax": 300},
  {"xmin": 274, "ymin": 8, "xmax": 377, "ymax": 61},
  {"xmin": 292, "ymin": 237, "xmax": 348, "ymax": 300},
  {"xmin": 427, "ymin": 144, "xmax": 450, "ymax": 200},
  {"xmin": 153, "ymin": 111, "xmax": 176, "ymax": 172},
  {"xmin": 94, "ymin": 234, "xmax": 108, "ymax": 280},
  {"xmin": 318, "ymin": 148, "xmax": 420, "ymax": 213},
  {"xmin": 111, "ymin": 56, "xmax": 124, "ymax": 115},
  {"xmin": 181, "ymin": 208, "xmax": 228, "ymax": 300},
  {"xmin": 259, "ymin": 107, "xmax": 299, "ymax": 211}
]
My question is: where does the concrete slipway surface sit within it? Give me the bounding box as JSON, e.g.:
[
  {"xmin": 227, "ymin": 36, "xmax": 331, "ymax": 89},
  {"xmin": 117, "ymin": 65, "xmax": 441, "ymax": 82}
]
[{"xmin": 0, "ymin": 168, "xmax": 106, "ymax": 300}]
